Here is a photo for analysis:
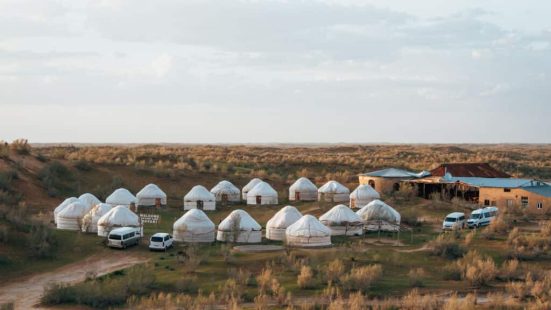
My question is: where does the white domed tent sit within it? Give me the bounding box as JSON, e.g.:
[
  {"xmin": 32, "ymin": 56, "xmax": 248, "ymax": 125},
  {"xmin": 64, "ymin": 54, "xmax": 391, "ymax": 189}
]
[
  {"xmin": 318, "ymin": 181, "xmax": 350, "ymax": 203},
  {"xmin": 136, "ymin": 184, "xmax": 167, "ymax": 208},
  {"xmin": 106, "ymin": 188, "xmax": 137, "ymax": 208},
  {"xmin": 242, "ymin": 178, "xmax": 262, "ymax": 200},
  {"xmin": 78, "ymin": 193, "xmax": 101, "ymax": 210},
  {"xmin": 319, "ymin": 204, "xmax": 363, "ymax": 236},
  {"xmin": 57, "ymin": 201, "xmax": 88, "ymax": 231},
  {"xmin": 266, "ymin": 206, "xmax": 303, "ymax": 241},
  {"xmin": 349, "ymin": 184, "xmax": 380, "ymax": 208},
  {"xmin": 246, "ymin": 181, "xmax": 278, "ymax": 205},
  {"xmin": 356, "ymin": 199, "xmax": 401, "ymax": 232},
  {"xmin": 173, "ymin": 209, "xmax": 215, "ymax": 243},
  {"xmin": 285, "ymin": 215, "xmax": 331, "ymax": 247},
  {"xmin": 216, "ymin": 209, "xmax": 262, "ymax": 243},
  {"xmin": 97, "ymin": 205, "xmax": 141, "ymax": 237},
  {"xmin": 210, "ymin": 180, "xmax": 241, "ymax": 204},
  {"xmin": 183, "ymin": 185, "xmax": 216, "ymax": 211},
  {"xmin": 82, "ymin": 203, "xmax": 112, "ymax": 233},
  {"xmin": 53, "ymin": 197, "xmax": 78, "ymax": 223},
  {"xmin": 289, "ymin": 177, "xmax": 318, "ymax": 201}
]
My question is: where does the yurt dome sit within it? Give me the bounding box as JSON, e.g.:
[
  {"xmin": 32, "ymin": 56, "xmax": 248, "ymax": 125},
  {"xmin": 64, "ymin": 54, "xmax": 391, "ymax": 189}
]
[
  {"xmin": 266, "ymin": 206, "xmax": 303, "ymax": 241},
  {"xmin": 184, "ymin": 185, "xmax": 216, "ymax": 211},
  {"xmin": 216, "ymin": 209, "xmax": 262, "ymax": 243},
  {"xmin": 289, "ymin": 177, "xmax": 318, "ymax": 201},
  {"xmin": 210, "ymin": 180, "xmax": 241, "ymax": 204},
  {"xmin": 78, "ymin": 193, "xmax": 101, "ymax": 210},
  {"xmin": 57, "ymin": 201, "xmax": 89, "ymax": 231},
  {"xmin": 97, "ymin": 205, "xmax": 141, "ymax": 237},
  {"xmin": 242, "ymin": 178, "xmax": 263, "ymax": 200},
  {"xmin": 285, "ymin": 215, "xmax": 331, "ymax": 247},
  {"xmin": 246, "ymin": 181, "xmax": 278, "ymax": 205},
  {"xmin": 349, "ymin": 184, "xmax": 380, "ymax": 208},
  {"xmin": 82, "ymin": 203, "xmax": 112, "ymax": 233},
  {"xmin": 319, "ymin": 204, "xmax": 363, "ymax": 236},
  {"xmin": 54, "ymin": 197, "xmax": 78, "ymax": 223},
  {"xmin": 136, "ymin": 183, "xmax": 167, "ymax": 207},
  {"xmin": 106, "ymin": 188, "xmax": 137, "ymax": 208},
  {"xmin": 318, "ymin": 181, "xmax": 350, "ymax": 203},
  {"xmin": 173, "ymin": 209, "xmax": 215, "ymax": 243},
  {"xmin": 356, "ymin": 199, "xmax": 400, "ymax": 231}
]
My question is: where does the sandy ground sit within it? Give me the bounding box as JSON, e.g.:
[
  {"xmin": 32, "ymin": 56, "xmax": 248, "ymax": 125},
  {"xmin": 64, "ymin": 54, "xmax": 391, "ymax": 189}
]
[{"xmin": 0, "ymin": 252, "xmax": 149, "ymax": 309}]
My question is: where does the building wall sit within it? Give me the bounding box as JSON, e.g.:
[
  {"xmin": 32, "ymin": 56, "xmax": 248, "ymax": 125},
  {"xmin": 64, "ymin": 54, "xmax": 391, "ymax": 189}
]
[
  {"xmin": 359, "ymin": 176, "xmax": 404, "ymax": 194},
  {"xmin": 479, "ymin": 187, "xmax": 551, "ymax": 214}
]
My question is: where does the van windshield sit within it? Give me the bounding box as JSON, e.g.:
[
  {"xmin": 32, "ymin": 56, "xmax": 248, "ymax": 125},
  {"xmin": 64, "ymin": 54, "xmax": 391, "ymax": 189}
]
[
  {"xmin": 109, "ymin": 234, "xmax": 122, "ymax": 240},
  {"xmin": 445, "ymin": 217, "xmax": 457, "ymax": 222},
  {"xmin": 151, "ymin": 236, "xmax": 164, "ymax": 242},
  {"xmin": 470, "ymin": 214, "xmax": 481, "ymax": 219}
]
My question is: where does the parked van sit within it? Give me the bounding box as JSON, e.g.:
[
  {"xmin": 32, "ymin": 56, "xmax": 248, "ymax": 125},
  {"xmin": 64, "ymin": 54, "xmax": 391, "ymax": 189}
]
[
  {"xmin": 149, "ymin": 233, "xmax": 174, "ymax": 251},
  {"xmin": 442, "ymin": 212, "xmax": 466, "ymax": 230},
  {"xmin": 107, "ymin": 227, "xmax": 141, "ymax": 249},
  {"xmin": 467, "ymin": 207, "xmax": 498, "ymax": 228}
]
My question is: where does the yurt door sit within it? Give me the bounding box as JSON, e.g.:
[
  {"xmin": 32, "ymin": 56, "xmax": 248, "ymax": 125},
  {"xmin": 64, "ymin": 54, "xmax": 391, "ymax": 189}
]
[
  {"xmin": 256, "ymin": 195, "xmax": 262, "ymax": 205},
  {"xmin": 197, "ymin": 200, "xmax": 204, "ymax": 210},
  {"xmin": 155, "ymin": 198, "xmax": 161, "ymax": 208},
  {"xmin": 295, "ymin": 192, "xmax": 300, "ymax": 201},
  {"xmin": 222, "ymin": 194, "xmax": 228, "ymax": 205}
]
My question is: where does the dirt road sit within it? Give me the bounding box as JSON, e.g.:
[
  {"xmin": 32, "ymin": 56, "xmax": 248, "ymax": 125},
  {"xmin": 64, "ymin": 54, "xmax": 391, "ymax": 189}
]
[{"xmin": 0, "ymin": 252, "xmax": 149, "ymax": 309}]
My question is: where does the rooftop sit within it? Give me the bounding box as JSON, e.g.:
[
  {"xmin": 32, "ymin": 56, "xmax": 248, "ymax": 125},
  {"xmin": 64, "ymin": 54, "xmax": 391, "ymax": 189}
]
[
  {"xmin": 447, "ymin": 177, "xmax": 547, "ymax": 189},
  {"xmin": 523, "ymin": 186, "xmax": 551, "ymax": 198},
  {"xmin": 430, "ymin": 163, "xmax": 510, "ymax": 178},
  {"xmin": 362, "ymin": 168, "xmax": 427, "ymax": 178}
]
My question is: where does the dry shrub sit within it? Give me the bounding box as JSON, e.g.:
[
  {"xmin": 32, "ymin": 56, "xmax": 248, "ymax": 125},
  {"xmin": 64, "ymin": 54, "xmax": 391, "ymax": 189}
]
[
  {"xmin": 401, "ymin": 289, "xmax": 441, "ymax": 310},
  {"xmin": 218, "ymin": 279, "xmax": 242, "ymax": 303},
  {"xmin": 256, "ymin": 267, "xmax": 273, "ymax": 295},
  {"xmin": 325, "ymin": 259, "xmax": 346, "ymax": 284},
  {"xmin": 442, "ymin": 293, "xmax": 476, "ymax": 310},
  {"xmin": 341, "ymin": 264, "xmax": 383, "ymax": 293},
  {"xmin": 253, "ymin": 294, "xmax": 269, "ymax": 310},
  {"xmin": 408, "ymin": 267, "xmax": 426, "ymax": 287},
  {"xmin": 348, "ymin": 291, "xmax": 366, "ymax": 310},
  {"xmin": 321, "ymin": 282, "xmax": 342, "ymax": 302},
  {"xmin": 499, "ymin": 259, "xmax": 521, "ymax": 281},
  {"xmin": 444, "ymin": 250, "xmax": 497, "ymax": 287},
  {"xmin": 506, "ymin": 271, "xmax": 551, "ymax": 305},
  {"xmin": 507, "ymin": 227, "xmax": 551, "ymax": 260},
  {"xmin": 481, "ymin": 214, "xmax": 509, "ymax": 239},
  {"xmin": 297, "ymin": 265, "xmax": 316, "ymax": 289},
  {"xmin": 464, "ymin": 230, "xmax": 476, "ymax": 246},
  {"xmin": 429, "ymin": 234, "xmax": 466, "ymax": 259},
  {"xmin": 486, "ymin": 292, "xmax": 519, "ymax": 308}
]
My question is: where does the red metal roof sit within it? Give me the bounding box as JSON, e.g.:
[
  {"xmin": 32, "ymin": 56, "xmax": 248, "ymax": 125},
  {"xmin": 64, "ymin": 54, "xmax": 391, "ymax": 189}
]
[{"xmin": 430, "ymin": 163, "xmax": 510, "ymax": 178}]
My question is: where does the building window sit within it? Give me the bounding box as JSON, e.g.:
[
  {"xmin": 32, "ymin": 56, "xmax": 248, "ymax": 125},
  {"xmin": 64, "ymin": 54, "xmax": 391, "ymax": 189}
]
[
  {"xmin": 484, "ymin": 200, "xmax": 490, "ymax": 206},
  {"xmin": 506, "ymin": 199, "xmax": 514, "ymax": 208},
  {"xmin": 521, "ymin": 196, "xmax": 529, "ymax": 207},
  {"xmin": 537, "ymin": 202, "xmax": 543, "ymax": 209},
  {"xmin": 491, "ymin": 201, "xmax": 497, "ymax": 207},
  {"xmin": 504, "ymin": 188, "xmax": 511, "ymax": 192}
]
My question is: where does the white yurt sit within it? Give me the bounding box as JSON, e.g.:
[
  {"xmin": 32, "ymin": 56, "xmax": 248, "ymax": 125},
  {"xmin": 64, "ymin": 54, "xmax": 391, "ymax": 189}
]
[
  {"xmin": 56, "ymin": 201, "xmax": 89, "ymax": 231},
  {"xmin": 210, "ymin": 180, "xmax": 241, "ymax": 204},
  {"xmin": 285, "ymin": 215, "xmax": 332, "ymax": 248},
  {"xmin": 183, "ymin": 185, "xmax": 216, "ymax": 211},
  {"xmin": 349, "ymin": 184, "xmax": 380, "ymax": 208},
  {"xmin": 318, "ymin": 181, "xmax": 350, "ymax": 203},
  {"xmin": 136, "ymin": 183, "xmax": 167, "ymax": 207},
  {"xmin": 53, "ymin": 197, "xmax": 78, "ymax": 223},
  {"xmin": 173, "ymin": 209, "xmax": 216, "ymax": 243},
  {"xmin": 289, "ymin": 177, "xmax": 318, "ymax": 201},
  {"xmin": 81, "ymin": 203, "xmax": 113, "ymax": 233},
  {"xmin": 242, "ymin": 178, "xmax": 263, "ymax": 200},
  {"xmin": 97, "ymin": 205, "xmax": 141, "ymax": 237},
  {"xmin": 356, "ymin": 199, "xmax": 401, "ymax": 231},
  {"xmin": 266, "ymin": 206, "xmax": 303, "ymax": 241},
  {"xmin": 106, "ymin": 188, "xmax": 137, "ymax": 208},
  {"xmin": 246, "ymin": 181, "xmax": 278, "ymax": 205},
  {"xmin": 78, "ymin": 193, "xmax": 102, "ymax": 210},
  {"xmin": 216, "ymin": 209, "xmax": 262, "ymax": 243},
  {"xmin": 319, "ymin": 204, "xmax": 364, "ymax": 236}
]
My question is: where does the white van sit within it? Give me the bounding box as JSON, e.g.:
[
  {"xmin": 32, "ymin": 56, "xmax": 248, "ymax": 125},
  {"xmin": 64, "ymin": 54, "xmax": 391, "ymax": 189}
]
[
  {"xmin": 442, "ymin": 212, "xmax": 466, "ymax": 230},
  {"xmin": 107, "ymin": 227, "xmax": 141, "ymax": 249},
  {"xmin": 149, "ymin": 233, "xmax": 174, "ymax": 251},
  {"xmin": 467, "ymin": 207, "xmax": 498, "ymax": 228}
]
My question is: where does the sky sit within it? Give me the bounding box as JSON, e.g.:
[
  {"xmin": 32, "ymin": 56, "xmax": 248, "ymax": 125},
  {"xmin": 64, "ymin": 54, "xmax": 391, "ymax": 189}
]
[{"xmin": 1, "ymin": 0, "xmax": 550, "ymax": 143}]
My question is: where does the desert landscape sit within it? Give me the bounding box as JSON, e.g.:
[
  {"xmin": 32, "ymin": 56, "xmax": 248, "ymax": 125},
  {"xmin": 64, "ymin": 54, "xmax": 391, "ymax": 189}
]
[{"xmin": 1, "ymin": 141, "xmax": 551, "ymax": 309}]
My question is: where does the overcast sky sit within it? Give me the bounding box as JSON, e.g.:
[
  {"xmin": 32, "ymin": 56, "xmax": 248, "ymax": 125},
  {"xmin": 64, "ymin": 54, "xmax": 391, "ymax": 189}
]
[{"xmin": 1, "ymin": 0, "xmax": 550, "ymax": 143}]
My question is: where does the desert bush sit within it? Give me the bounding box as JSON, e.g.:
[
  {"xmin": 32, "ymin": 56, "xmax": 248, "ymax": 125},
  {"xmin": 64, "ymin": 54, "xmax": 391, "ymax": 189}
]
[
  {"xmin": 74, "ymin": 160, "xmax": 92, "ymax": 171},
  {"xmin": 0, "ymin": 170, "xmax": 17, "ymax": 191},
  {"xmin": 442, "ymin": 293, "xmax": 476, "ymax": 310},
  {"xmin": 499, "ymin": 259, "xmax": 521, "ymax": 281},
  {"xmin": 0, "ymin": 141, "xmax": 9, "ymax": 158},
  {"xmin": 9, "ymin": 139, "xmax": 31, "ymax": 155},
  {"xmin": 256, "ymin": 267, "xmax": 274, "ymax": 295},
  {"xmin": 175, "ymin": 276, "xmax": 198, "ymax": 293},
  {"xmin": 340, "ymin": 264, "xmax": 383, "ymax": 293},
  {"xmin": 464, "ymin": 230, "xmax": 476, "ymax": 246},
  {"xmin": 429, "ymin": 234, "xmax": 466, "ymax": 259},
  {"xmin": 253, "ymin": 293, "xmax": 269, "ymax": 310},
  {"xmin": 219, "ymin": 278, "xmax": 243, "ymax": 303},
  {"xmin": 39, "ymin": 161, "xmax": 76, "ymax": 197},
  {"xmin": 325, "ymin": 259, "xmax": 346, "ymax": 284},
  {"xmin": 408, "ymin": 267, "xmax": 426, "ymax": 287},
  {"xmin": 27, "ymin": 223, "xmax": 58, "ymax": 259},
  {"xmin": 401, "ymin": 289, "xmax": 442, "ymax": 310},
  {"xmin": 507, "ymin": 227, "xmax": 550, "ymax": 260},
  {"xmin": 297, "ymin": 265, "xmax": 316, "ymax": 289},
  {"xmin": 446, "ymin": 250, "xmax": 497, "ymax": 287},
  {"xmin": 481, "ymin": 214, "xmax": 509, "ymax": 239}
]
